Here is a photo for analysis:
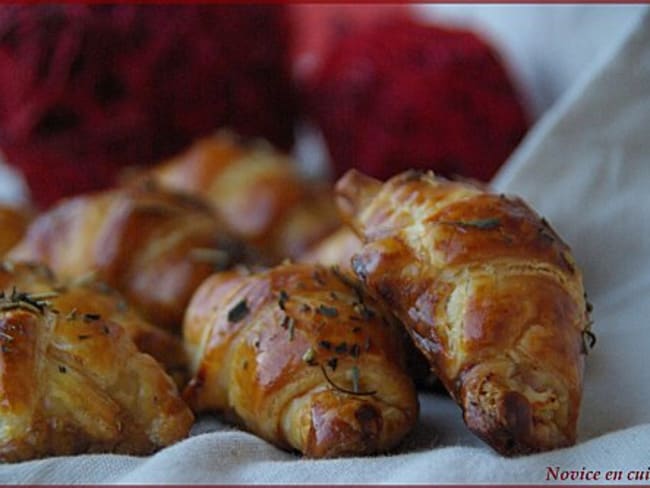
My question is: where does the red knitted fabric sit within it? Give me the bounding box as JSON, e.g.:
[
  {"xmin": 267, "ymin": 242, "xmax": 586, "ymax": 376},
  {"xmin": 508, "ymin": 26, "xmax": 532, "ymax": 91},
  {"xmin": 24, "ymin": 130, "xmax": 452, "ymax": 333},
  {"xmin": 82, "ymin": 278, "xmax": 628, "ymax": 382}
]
[
  {"xmin": 289, "ymin": 4, "xmax": 409, "ymax": 81},
  {"xmin": 304, "ymin": 18, "xmax": 530, "ymax": 182},
  {"xmin": 0, "ymin": 5, "xmax": 295, "ymax": 207}
]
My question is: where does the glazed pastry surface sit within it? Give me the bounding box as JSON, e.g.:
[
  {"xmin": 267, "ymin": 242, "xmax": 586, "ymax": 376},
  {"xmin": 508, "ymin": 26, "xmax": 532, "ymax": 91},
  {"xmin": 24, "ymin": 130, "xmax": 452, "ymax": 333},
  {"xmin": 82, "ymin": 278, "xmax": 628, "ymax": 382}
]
[
  {"xmin": 148, "ymin": 133, "xmax": 340, "ymax": 262},
  {"xmin": 0, "ymin": 261, "xmax": 187, "ymax": 384},
  {"xmin": 0, "ymin": 283, "xmax": 193, "ymax": 462},
  {"xmin": 8, "ymin": 182, "xmax": 238, "ymax": 331},
  {"xmin": 336, "ymin": 169, "xmax": 590, "ymax": 455},
  {"xmin": 184, "ymin": 262, "xmax": 418, "ymax": 458}
]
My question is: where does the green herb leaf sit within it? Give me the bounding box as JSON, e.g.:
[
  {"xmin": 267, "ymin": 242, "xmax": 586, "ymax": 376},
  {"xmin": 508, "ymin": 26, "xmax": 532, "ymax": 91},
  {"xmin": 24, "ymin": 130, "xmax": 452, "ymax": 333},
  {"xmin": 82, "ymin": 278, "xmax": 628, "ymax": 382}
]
[
  {"xmin": 327, "ymin": 357, "xmax": 338, "ymax": 371},
  {"xmin": 228, "ymin": 299, "xmax": 249, "ymax": 323},
  {"xmin": 319, "ymin": 364, "xmax": 377, "ymax": 397},
  {"xmin": 351, "ymin": 365, "xmax": 360, "ymax": 393},
  {"xmin": 581, "ymin": 327, "xmax": 597, "ymax": 355},
  {"xmin": 302, "ymin": 347, "xmax": 316, "ymax": 364},
  {"xmin": 287, "ymin": 317, "xmax": 295, "ymax": 341},
  {"xmin": 442, "ymin": 218, "xmax": 501, "ymax": 230},
  {"xmin": 335, "ymin": 342, "xmax": 348, "ymax": 354},
  {"xmin": 278, "ymin": 290, "xmax": 289, "ymax": 311},
  {"xmin": 312, "ymin": 271, "xmax": 326, "ymax": 286},
  {"xmin": 281, "ymin": 314, "xmax": 295, "ymax": 341},
  {"xmin": 318, "ymin": 304, "xmax": 339, "ymax": 317}
]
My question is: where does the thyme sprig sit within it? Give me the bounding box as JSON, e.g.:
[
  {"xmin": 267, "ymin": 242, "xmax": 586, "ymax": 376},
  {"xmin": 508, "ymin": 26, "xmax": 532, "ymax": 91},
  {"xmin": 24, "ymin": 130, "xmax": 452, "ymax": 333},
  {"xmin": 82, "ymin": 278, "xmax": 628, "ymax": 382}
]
[
  {"xmin": 581, "ymin": 294, "xmax": 596, "ymax": 355},
  {"xmin": 439, "ymin": 217, "xmax": 501, "ymax": 230},
  {"xmin": 581, "ymin": 321, "xmax": 597, "ymax": 355},
  {"xmin": 227, "ymin": 299, "xmax": 249, "ymax": 323},
  {"xmin": 0, "ymin": 331, "xmax": 13, "ymax": 342},
  {"xmin": 0, "ymin": 288, "xmax": 59, "ymax": 314},
  {"xmin": 320, "ymin": 364, "xmax": 377, "ymax": 397},
  {"xmin": 317, "ymin": 304, "xmax": 338, "ymax": 317},
  {"xmin": 302, "ymin": 347, "xmax": 316, "ymax": 365},
  {"xmin": 66, "ymin": 308, "xmax": 79, "ymax": 321},
  {"xmin": 326, "ymin": 357, "xmax": 338, "ymax": 371},
  {"xmin": 281, "ymin": 315, "xmax": 296, "ymax": 341},
  {"xmin": 278, "ymin": 290, "xmax": 289, "ymax": 311}
]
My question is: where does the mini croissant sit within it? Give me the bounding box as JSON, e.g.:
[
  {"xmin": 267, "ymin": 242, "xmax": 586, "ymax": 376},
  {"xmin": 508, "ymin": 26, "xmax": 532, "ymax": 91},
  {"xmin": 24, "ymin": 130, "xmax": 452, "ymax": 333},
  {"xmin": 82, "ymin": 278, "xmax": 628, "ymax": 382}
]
[
  {"xmin": 8, "ymin": 181, "xmax": 241, "ymax": 331},
  {"xmin": 0, "ymin": 286, "xmax": 193, "ymax": 462},
  {"xmin": 336, "ymin": 169, "xmax": 591, "ymax": 455},
  {"xmin": 145, "ymin": 132, "xmax": 340, "ymax": 263},
  {"xmin": 183, "ymin": 263, "xmax": 418, "ymax": 458}
]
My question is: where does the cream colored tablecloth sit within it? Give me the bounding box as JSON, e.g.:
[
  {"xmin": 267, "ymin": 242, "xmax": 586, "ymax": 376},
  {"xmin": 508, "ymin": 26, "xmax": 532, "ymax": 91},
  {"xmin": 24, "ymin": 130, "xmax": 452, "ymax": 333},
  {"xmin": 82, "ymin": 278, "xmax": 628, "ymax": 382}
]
[{"xmin": 1, "ymin": 8, "xmax": 650, "ymax": 485}]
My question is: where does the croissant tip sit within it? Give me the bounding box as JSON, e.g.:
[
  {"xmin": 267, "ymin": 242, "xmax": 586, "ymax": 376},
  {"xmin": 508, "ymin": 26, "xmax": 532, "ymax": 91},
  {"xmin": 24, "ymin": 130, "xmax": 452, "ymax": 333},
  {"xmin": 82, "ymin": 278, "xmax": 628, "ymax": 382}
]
[
  {"xmin": 334, "ymin": 170, "xmax": 382, "ymax": 223},
  {"xmin": 463, "ymin": 389, "xmax": 574, "ymax": 456},
  {"xmin": 304, "ymin": 398, "xmax": 382, "ymax": 458}
]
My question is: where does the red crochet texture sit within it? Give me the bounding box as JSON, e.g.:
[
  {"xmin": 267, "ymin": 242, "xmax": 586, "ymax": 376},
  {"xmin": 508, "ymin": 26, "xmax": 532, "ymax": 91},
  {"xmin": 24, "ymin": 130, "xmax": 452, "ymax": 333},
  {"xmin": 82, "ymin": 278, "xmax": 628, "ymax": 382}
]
[
  {"xmin": 304, "ymin": 18, "xmax": 530, "ymax": 182},
  {"xmin": 0, "ymin": 5, "xmax": 295, "ymax": 207}
]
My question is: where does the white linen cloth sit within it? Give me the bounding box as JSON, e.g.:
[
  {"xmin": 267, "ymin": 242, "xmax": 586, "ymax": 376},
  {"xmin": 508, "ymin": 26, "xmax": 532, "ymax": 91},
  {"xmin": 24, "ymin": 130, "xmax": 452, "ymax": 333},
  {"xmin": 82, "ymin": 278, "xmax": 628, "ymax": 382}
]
[
  {"xmin": 414, "ymin": 4, "xmax": 647, "ymax": 117},
  {"xmin": 1, "ymin": 7, "xmax": 650, "ymax": 485}
]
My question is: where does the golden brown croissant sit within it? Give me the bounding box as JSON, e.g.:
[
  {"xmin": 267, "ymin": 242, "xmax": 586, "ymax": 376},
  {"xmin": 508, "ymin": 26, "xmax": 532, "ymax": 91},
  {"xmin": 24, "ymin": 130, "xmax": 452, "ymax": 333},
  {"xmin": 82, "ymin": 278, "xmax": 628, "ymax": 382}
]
[
  {"xmin": 0, "ymin": 285, "xmax": 194, "ymax": 462},
  {"xmin": 183, "ymin": 263, "xmax": 418, "ymax": 458},
  {"xmin": 8, "ymin": 181, "xmax": 241, "ymax": 332},
  {"xmin": 336, "ymin": 169, "xmax": 591, "ymax": 456},
  {"xmin": 0, "ymin": 205, "xmax": 32, "ymax": 256},
  {"xmin": 145, "ymin": 132, "xmax": 340, "ymax": 262},
  {"xmin": 0, "ymin": 260, "xmax": 187, "ymax": 384}
]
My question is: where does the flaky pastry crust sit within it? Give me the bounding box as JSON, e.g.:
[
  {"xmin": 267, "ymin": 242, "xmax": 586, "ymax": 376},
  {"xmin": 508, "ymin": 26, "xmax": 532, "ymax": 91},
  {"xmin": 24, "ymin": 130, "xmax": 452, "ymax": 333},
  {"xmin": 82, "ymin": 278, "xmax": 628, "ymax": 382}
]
[
  {"xmin": 8, "ymin": 182, "xmax": 239, "ymax": 332},
  {"xmin": 183, "ymin": 263, "xmax": 418, "ymax": 458},
  {"xmin": 336, "ymin": 169, "xmax": 590, "ymax": 455},
  {"xmin": 147, "ymin": 132, "xmax": 340, "ymax": 263},
  {"xmin": 0, "ymin": 261, "xmax": 187, "ymax": 384},
  {"xmin": 0, "ymin": 285, "xmax": 193, "ymax": 462}
]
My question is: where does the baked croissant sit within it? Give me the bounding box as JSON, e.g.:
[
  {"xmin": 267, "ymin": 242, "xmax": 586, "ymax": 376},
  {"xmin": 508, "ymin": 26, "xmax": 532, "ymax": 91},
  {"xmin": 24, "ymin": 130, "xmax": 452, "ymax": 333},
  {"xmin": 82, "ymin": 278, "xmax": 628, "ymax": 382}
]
[
  {"xmin": 336, "ymin": 169, "xmax": 591, "ymax": 456},
  {"xmin": 183, "ymin": 263, "xmax": 418, "ymax": 458},
  {"xmin": 0, "ymin": 285, "xmax": 194, "ymax": 462},
  {"xmin": 0, "ymin": 205, "xmax": 32, "ymax": 256},
  {"xmin": 145, "ymin": 132, "xmax": 340, "ymax": 262},
  {"xmin": 8, "ymin": 181, "xmax": 241, "ymax": 331},
  {"xmin": 0, "ymin": 260, "xmax": 187, "ymax": 384}
]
